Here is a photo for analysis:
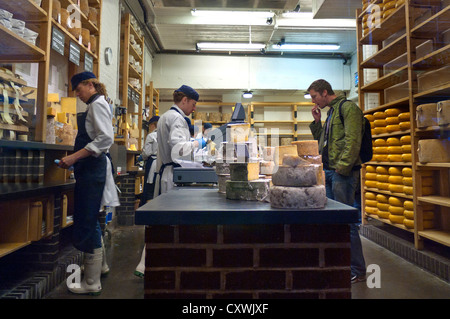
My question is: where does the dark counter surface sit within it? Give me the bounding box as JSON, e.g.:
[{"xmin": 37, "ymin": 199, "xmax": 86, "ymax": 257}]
[{"xmin": 135, "ymin": 187, "xmax": 359, "ymax": 225}]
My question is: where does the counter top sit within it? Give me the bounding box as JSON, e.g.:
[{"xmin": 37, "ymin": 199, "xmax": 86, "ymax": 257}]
[{"xmin": 135, "ymin": 187, "xmax": 359, "ymax": 225}]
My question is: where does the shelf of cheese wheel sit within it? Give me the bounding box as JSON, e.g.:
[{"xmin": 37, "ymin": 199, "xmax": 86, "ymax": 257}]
[
  {"xmin": 402, "ymin": 200, "xmax": 435, "ymax": 230},
  {"xmin": 270, "ymin": 140, "xmax": 326, "ymax": 209},
  {"xmin": 369, "ymin": 109, "xmax": 411, "ymax": 137}
]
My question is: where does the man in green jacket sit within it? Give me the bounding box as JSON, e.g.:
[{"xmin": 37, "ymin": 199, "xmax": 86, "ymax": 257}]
[{"xmin": 308, "ymin": 79, "xmax": 366, "ymax": 284}]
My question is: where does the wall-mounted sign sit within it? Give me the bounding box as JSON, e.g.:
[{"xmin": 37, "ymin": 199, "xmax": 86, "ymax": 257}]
[
  {"xmin": 51, "ymin": 27, "xmax": 65, "ymax": 56},
  {"xmin": 69, "ymin": 41, "xmax": 80, "ymax": 66},
  {"xmin": 85, "ymin": 53, "xmax": 93, "ymax": 72}
]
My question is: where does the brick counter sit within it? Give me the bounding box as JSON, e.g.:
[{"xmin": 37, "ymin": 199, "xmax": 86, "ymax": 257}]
[{"xmin": 135, "ymin": 188, "xmax": 358, "ymax": 299}]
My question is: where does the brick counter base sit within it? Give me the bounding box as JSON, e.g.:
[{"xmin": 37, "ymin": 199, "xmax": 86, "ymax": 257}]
[{"xmin": 144, "ymin": 224, "xmax": 351, "ymax": 299}]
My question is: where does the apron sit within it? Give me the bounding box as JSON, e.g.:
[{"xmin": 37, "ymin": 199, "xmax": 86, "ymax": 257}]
[
  {"xmin": 72, "ymin": 99, "xmax": 106, "ymax": 253},
  {"xmin": 139, "ymin": 155, "xmax": 157, "ymax": 206}
]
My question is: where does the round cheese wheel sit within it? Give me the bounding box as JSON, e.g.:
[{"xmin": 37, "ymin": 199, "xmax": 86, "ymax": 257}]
[
  {"xmin": 388, "ymin": 146, "xmax": 403, "ymax": 154},
  {"xmin": 374, "ymin": 146, "xmax": 388, "ymax": 154},
  {"xmin": 365, "ymin": 191, "xmax": 376, "ymax": 200},
  {"xmin": 366, "ymin": 165, "xmax": 376, "ymax": 173},
  {"xmin": 386, "ymin": 124, "xmax": 400, "ymax": 132},
  {"xmin": 388, "ymin": 175, "xmax": 403, "ymax": 184},
  {"xmin": 384, "ymin": 0, "xmax": 397, "ymax": 11},
  {"xmin": 385, "ymin": 108, "xmax": 402, "ymax": 117},
  {"xmin": 401, "ymin": 144, "xmax": 411, "ymax": 153},
  {"xmin": 401, "ymin": 153, "xmax": 412, "ymax": 162},
  {"xmin": 377, "ymin": 182, "xmax": 390, "ymax": 190},
  {"xmin": 376, "ymin": 194, "xmax": 389, "ymax": 203},
  {"xmin": 375, "ymin": 154, "xmax": 389, "ymax": 162},
  {"xmin": 365, "ymin": 180, "xmax": 378, "ymax": 188},
  {"xmin": 365, "ymin": 114, "xmax": 375, "ymax": 121},
  {"xmin": 389, "ymin": 214, "xmax": 405, "ymax": 224},
  {"xmin": 403, "ymin": 200, "xmax": 413, "ymax": 210},
  {"xmin": 403, "ymin": 210, "xmax": 414, "ymax": 219},
  {"xmin": 389, "ymin": 196, "xmax": 403, "ymax": 206},
  {"xmin": 400, "ymin": 135, "xmax": 411, "ymax": 144},
  {"xmin": 403, "ymin": 218, "xmax": 414, "ymax": 229},
  {"xmin": 377, "ymin": 203, "xmax": 390, "ymax": 212},
  {"xmin": 389, "ymin": 183, "xmax": 404, "ymax": 193},
  {"xmin": 374, "ymin": 138, "xmax": 387, "ymax": 146},
  {"xmin": 396, "ymin": 0, "xmax": 406, "ymax": 7},
  {"xmin": 383, "ymin": 8, "xmax": 396, "ymax": 19},
  {"xmin": 374, "ymin": 127, "xmax": 387, "ymax": 135},
  {"xmin": 388, "ymin": 154, "xmax": 402, "ymax": 162},
  {"xmin": 404, "ymin": 186, "xmax": 413, "ymax": 195},
  {"xmin": 386, "ymin": 137, "xmax": 401, "ymax": 146},
  {"xmin": 389, "ymin": 167, "xmax": 402, "ymax": 175},
  {"xmin": 292, "ymin": 140, "xmax": 319, "ymax": 156},
  {"xmin": 374, "ymin": 111, "xmax": 387, "ymax": 119},
  {"xmin": 366, "ymin": 172, "xmax": 378, "ymax": 180},
  {"xmin": 365, "ymin": 199, "xmax": 378, "ymax": 207},
  {"xmin": 399, "ymin": 121, "xmax": 411, "ymax": 130},
  {"xmin": 377, "ymin": 174, "xmax": 390, "ymax": 182},
  {"xmin": 398, "ymin": 112, "xmax": 410, "ymax": 122},
  {"xmin": 376, "ymin": 166, "xmax": 389, "ymax": 174},
  {"xmin": 365, "ymin": 206, "xmax": 378, "ymax": 215},
  {"xmin": 374, "ymin": 119, "xmax": 387, "ymax": 127},
  {"xmin": 402, "ymin": 177, "xmax": 413, "ymax": 186},
  {"xmin": 378, "ymin": 210, "xmax": 390, "ymax": 219},
  {"xmin": 402, "ymin": 167, "xmax": 412, "ymax": 176}
]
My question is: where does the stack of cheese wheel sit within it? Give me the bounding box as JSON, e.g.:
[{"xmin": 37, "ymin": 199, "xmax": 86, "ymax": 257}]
[
  {"xmin": 376, "ymin": 165, "xmax": 389, "ymax": 191},
  {"xmin": 373, "ymin": 138, "xmax": 388, "ymax": 162},
  {"xmin": 364, "ymin": 190, "xmax": 378, "ymax": 216},
  {"xmin": 382, "ymin": 0, "xmax": 397, "ymax": 19},
  {"xmin": 387, "ymin": 165, "xmax": 404, "ymax": 193},
  {"xmin": 373, "ymin": 111, "xmax": 387, "ymax": 135},
  {"xmin": 361, "ymin": 0, "xmax": 372, "ymax": 37},
  {"xmin": 365, "ymin": 165, "xmax": 378, "ymax": 189},
  {"xmin": 376, "ymin": 194, "xmax": 390, "ymax": 219},
  {"xmin": 402, "ymin": 200, "xmax": 414, "ymax": 228},
  {"xmin": 365, "ymin": 114, "xmax": 376, "ymax": 147},
  {"xmin": 400, "ymin": 134, "xmax": 411, "ymax": 162},
  {"xmin": 388, "ymin": 196, "xmax": 405, "ymax": 224},
  {"xmin": 403, "ymin": 201, "xmax": 435, "ymax": 229},
  {"xmin": 385, "ymin": 108, "xmax": 402, "ymax": 133},
  {"xmin": 401, "ymin": 167, "xmax": 413, "ymax": 195}
]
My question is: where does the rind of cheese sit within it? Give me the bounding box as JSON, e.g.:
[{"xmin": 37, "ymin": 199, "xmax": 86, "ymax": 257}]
[
  {"xmin": 416, "ymin": 103, "xmax": 438, "ymax": 128},
  {"xmin": 215, "ymin": 162, "xmax": 230, "ymax": 175},
  {"xmin": 418, "ymin": 139, "xmax": 450, "ymax": 163},
  {"xmin": 271, "ymin": 164, "xmax": 322, "ymax": 187},
  {"xmin": 282, "ymin": 155, "xmax": 309, "ymax": 167},
  {"xmin": 389, "ymin": 196, "xmax": 403, "ymax": 206},
  {"xmin": 389, "ymin": 184, "xmax": 404, "ymax": 193},
  {"xmin": 299, "ymin": 154, "xmax": 322, "ymax": 164},
  {"xmin": 275, "ymin": 145, "xmax": 298, "ymax": 165},
  {"xmin": 399, "ymin": 121, "xmax": 410, "ymax": 130},
  {"xmin": 386, "ymin": 137, "xmax": 401, "ymax": 146},
  {"xmin": 229, "ymin": 162, "xmax": 260, "ymax": 181},
  {"xmin": 376, "ymin": 194, "xmax": 389, "ymax": 203},
  {"xmin": 269, "ymin": 185, "xmax": 327, "ymax": 209},
  {"xmin": 260, "ymin": 160, "xmax": 275, "ymax": 175},
  {"xmin": 366, "ymin": 165, "xmax": 376, "ymax": 173},
  {"xmin": 291, "ymin": 140, "xmax": 319, "ymax": 156},
  {"xmin": 437, "ymin": 100, "xmax": 450, "ymax": 126},
  {"xmin": 374, "ymin": 139, "xmax": 387, "ymax": 147},
  {"xmin": 403, "ymin": 209, "xmax": 414, "ymax": 219},
  {"xmin": 403, "ymin": 200, "xmax": 413, "ymax": 210},
  {"xmin": 365, "ymin": 192, "xmax": 376, "ymax": 200},
  {"xmin": 365, "ymin": 206, "xmax": 378, "ymax": 215},
  {"xmin": 226, "ymin": 179, "xmax": 270, "ymax": 201}
]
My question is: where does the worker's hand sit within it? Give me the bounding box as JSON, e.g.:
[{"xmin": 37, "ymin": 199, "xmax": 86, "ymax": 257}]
[
  {"xmin": 58, "ymin": 154, "xmax": 77, "ymax": 169},
  {"xmin": 312, "ymin": 105, "xmax": 321, "ymax": 123},
  {"xmin": 195, "ymin": 138, "xmax": 206, "ymax": 149}
]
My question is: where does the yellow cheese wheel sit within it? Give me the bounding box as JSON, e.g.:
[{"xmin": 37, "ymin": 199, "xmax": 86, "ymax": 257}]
[
  {"xmin": 383, "ymin": 0, "xmax": 397, "ymax": 11},
  {"xmin": 365, "ymin": 114, "xmax": 375, "ymax": 121},
  {"xmin": 376, "ymin": 194, "xmax": 389, "ymax": 203},
  {"xmin": 403, "ymin": 201, "xmax": 413, "ymax": 210},
  {"xmin": 366, "ymin": 172, "xmax": 378, "ymax": 180},
  {"xmin": 386, "ymin": 124, "xmax": 400, "ymax": 132},
  {"xmin": 402, "ymin": 167, "xmax": 412, "ymax": 177},
  {"xmin": 389, "ymin": 214, "xmax": 405, "ymax": 224},
  {"xmin": 366, "ymin": 165, "xmax": 376, "ymax": 173},
  {"xmin": 389, "ymin": 183, "xmax": 404, "ymax": 193},
  {"xmin": 387, "ymin": 146, "xmax": 403, "ymax": 154},
  {"xmin": 365, "ymin": 191, "xmax": 376, "ymax": 200},
  {"xmin": 375, "ymin": 154, "xmax": 389, "ymax": 162},
  {"xmin": 377, "ymin": 174, "xmax": 390, "ymax": 182},
  {"xmin": 404, "ymin": 186, "xmax": 413, "ymax": 195},
  {"xmin": 401, "ymin": 144, "xmax": 411, "ymax": 153},
  {"xmin": 399, "ymin": 121, "xmax": 411, "ymax": 130},
  {"xmin": 376, "ymin": 166, "xmax": 389, "ymax": 174},
  {"xmin": 402, "ymin": 177, "xmax": 413, "ymax": 186},
  {"xmin": 422, "ymin": 177, "xmax": 433, "ymax": 187},
  {"xmin": 374, "ymin": 139, "xmax": 387, "ymax": 147},
  {"xmin": 374, "ymin": 111, "xmax": 387, "ymax": 119},
  {"xmin": 365, "ymin": 206, "xmax": 378, "ymax": 215},
  {"xmin": 377, "ymin": 182, "xmax": 390, "ymax": 190},
  {"xmin": 403, "ymin": 218, "xmax": 414, "ymax": 228},
  {"xmin": 398, "ymin": 112, "xmax": 410, "ymax": 122},
  {"xmin": 401, "ymin": 153, "xmax": 412, "ymax": 162},
  {"xmin": 389, "ymin": 167, "xmax": 402, "ymax": 175},
  {"xmin": 373, "ymin": 146, "xmax": 388, "ymax": 154},
  {"xmin": 365, "ymin": 199, "xmax": 378, "ymax": 207},
  {"xmin": 386, "ymin": 137, "xmax": 401, "ymax": 146},
  {"xmin": 386, "ymin": 116, "xmax": 400, "ymax": 125},
  {"xmin": 384, "ymin": 108, "xmax": 401, "ymax": 117},
  {"xmin": 396, "ymin": 0, "xmax": 406, "ymax": 7},
  {"xmin": 404, "ymin": 210, "xmax": 414, "ymax": 219},
  {"xmin": 400, "ymin": 135, "xmax": 411, "ymax": 145},
  {"xmin": 422, "ymin": 186, "xmax": 434, "ymax": 195},
  {"xmin": 365, "ymin": 180, "xmax": 378, "ymax": 188},
  {"xmin": 388, "ymin": 154, "xmax": 403, "ymax": 162},
  {"xmin": 376, "ymin": 199, "xmax": 390, "ymax": 208},
  {"xmin": 389, "ymin": 196, "xmax": 403, "ymax": 206},
  {"xmin": 374, "ymin": 127, "xmax": 387, "ymax": 135},
  {"xmin": 370, "ymin": 121, "xmax": 375, "ymax": 129},
  {"xmin": 388, "ymin": 175, "xmax": 403, "ymax": 184},
  {"xmin": 377, "ymin": 210, "xmax": 390, "ymax": 219},
  {"xmin": 383, "ymin": 8, "xmax": 396, "ymax": 19},
  {"xmin": 374, "ymin": 119, "xmax": 387, "ymax": 127},
  {"xmin": 362, "ymin": 14, "xmax": 369, "ymax": 23}
]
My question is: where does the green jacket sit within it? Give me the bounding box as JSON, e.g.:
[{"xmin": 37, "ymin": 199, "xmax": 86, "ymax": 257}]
[{"xmin": 309, "ymin": 96, "xmax": 364, "ymax": 176}]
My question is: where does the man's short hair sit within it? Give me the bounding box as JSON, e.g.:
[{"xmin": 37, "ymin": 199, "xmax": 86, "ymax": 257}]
[{"xmin": 307, "ymin": 79, "xmax": 335, "ymax": 95}]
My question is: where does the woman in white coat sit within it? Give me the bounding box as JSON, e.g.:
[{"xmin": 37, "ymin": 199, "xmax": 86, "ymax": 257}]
[{"xmin": 139, "ymin": 115, "xmax": 159, "ymax": 207}]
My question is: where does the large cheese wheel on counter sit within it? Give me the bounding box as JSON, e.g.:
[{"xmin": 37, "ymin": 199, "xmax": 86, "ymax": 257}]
[
  {"xmin": 270, "ymin": 185, "xmax": 326, "ymax": 209},
  {"xmin": 275, "ymin": 145, "xmax": 298, "ymax": 165},
  {"xmin": 291, "ymin": 140, "xmax": 319, "ymax": 156},
  {"xmin": 271, "ymin": 164, "xmax": 322, "ymax": 187},
  {"xmin": 229, "ymin": 162, "xmax": 260, "ymax": 181},
  {"xmin": 418, "ymin": 139, "xmax": 450, "ymax": 163},
  {"xmin": 226, "ymin": 179, "xmax": 270, "ymax": 201}
]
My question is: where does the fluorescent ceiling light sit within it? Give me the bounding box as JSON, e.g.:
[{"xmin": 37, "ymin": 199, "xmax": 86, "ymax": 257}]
[
  {"xmin": 191, "ymin": 9, "xmax": 274, "ymax": 19},
  {"xmin": 242, "ymin": 91, "xmax": 253, "ymax": 98},
  {"xmin": 304, "ymin": 93, "xmax": 311, "ymax": 99},
  {"xmin": 272, "ymin": 43, "xmax": 340, "ymax": 51},
  {"xmin": 281, "ymin": 12, "xmax": 314, "ymax": 18},
  {"xmin": 197, "ymin": 42, "xmax": 265, "ymax": 51}
]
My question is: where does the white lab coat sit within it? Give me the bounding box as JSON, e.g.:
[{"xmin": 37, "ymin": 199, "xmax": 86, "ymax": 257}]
[
  {"xmin": 153, "ymin": 105, "xmax": 196, "ymax": 196},
  {"xmin": 84, "ymin": 95, "xmax": 120, "ymax": 209},
  {"xmin": 142, "ymin": 130, "xmax": 158, "ymax": 184}
]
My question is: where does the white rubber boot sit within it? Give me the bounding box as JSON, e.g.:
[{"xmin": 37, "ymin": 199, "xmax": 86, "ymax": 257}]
[
  {"xmin": 68, "ymin": 248, "xmax": 102, "ymax": 295},
  {"xmin": 134, "ymin": 245, "xmax": 145, "ymax": 278},
  {"xmin": 101, "ymin": 237, "xmax": 110, "ymax": 276}
]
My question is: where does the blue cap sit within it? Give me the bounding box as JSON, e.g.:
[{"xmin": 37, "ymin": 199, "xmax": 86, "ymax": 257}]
[
  {"xmin": 71, "ymin": 71, "xmax": 96, "ymax": 91},
  {"xmin": 203, "ymin": 123, "xmax": 212, "ymax": 130},
  {"xmin": 175, "ymin": 85, "xmax": 199, "ymax": 101},
  {"xmin": 149, "ymin": 115, "xmax": 160, "ymax": 124}
]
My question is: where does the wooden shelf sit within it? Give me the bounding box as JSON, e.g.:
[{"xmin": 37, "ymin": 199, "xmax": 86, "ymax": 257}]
[
  {"xmin": 361, "ymin": 35, "xmax": 407, "ymax": 68},
  {"xmin": 412, "ymin": 43, "xmax": 450, "ymax": 69},
  {"xmin": 0, "ymin": 25, "xmax": 46, "ymax": 62},
  {"xmin": 364, "ymin": 187, "xmax": 414, "ymax": 200},
  {"xmin": 0, "ymin": 0, "xmax": 48, "ymax": 22},
  {"xmin": 410, "ymin": 5, "xmax": 450, "ymax": 37},
  {"xmin": 418, "ymin": 229, "xmax": 450, "ymax": 247},
  {"xmin": 361, "ymin": 65, "xmax": 408, "ymax": 91},
  {"xmin": 418, "ymin": 195, "xmax": 450, "ymax": 208},
  {"xmin": 365, "ymin": 213, "xmax": 414, "ymax": 232}
]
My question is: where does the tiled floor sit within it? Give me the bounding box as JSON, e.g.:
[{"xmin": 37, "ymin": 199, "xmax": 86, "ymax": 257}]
[{"xmin": 43, "ymin": 225, "xmax": 450, "ymax": 299}]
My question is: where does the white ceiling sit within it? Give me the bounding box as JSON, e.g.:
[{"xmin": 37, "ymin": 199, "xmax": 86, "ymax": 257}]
[{"xmin": 125, "ymin": 0, "xmax": 361, "ymax": 101}]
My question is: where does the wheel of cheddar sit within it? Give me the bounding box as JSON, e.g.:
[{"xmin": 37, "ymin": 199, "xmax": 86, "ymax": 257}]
[
  {"xmin": 365, "ymin": 114, "xmax": 375, "ymax": 121},
  {"xmin": 377, "ymin": 210, "xmax": 390, "ymax": 219},
  {"xmin": 365, "ymin": 206, "xmax": 378, "ymax": 215},
  {"xmin": 400, "ymin": 136, "xmax": 411, "ymax": 146},
  {"xmin": 422, "ymin": 177, "xmax": 433, "ymax": 187},
  {"xmin": 365, "ymin": 191, "xmax": 376, "ymax": 200},
  {"xmin": 365, "ymin": 180, "xmax": 378, "ymax": 188},
  {"xmin": 399, "ymin": 121, "xmax": 411, "ymax": 130},
  {"xmin": 388, "ymin": 196, "xmax": 403, "ymax": 206},
  {"xmin": 374, "ymin": 139, "xmax": 387, "ymax": 147},
  {"xmin": 374, "ymin": 111, "xmax": 387, "ymax": 119},
  {"xmin": 365, "ymin": 199, "xmax": 378, "ymax": 207},
  {"xmin": 386, "ymin": 124, "xmax": 400, "ymax": 133},
  {"xmin": 375, "ymin": 194, "xmax": 388, "ymax": 204},
  {"xmin": 377, "ymin": 202, "xmax": 390, "ymax": 211},
  {"xmin": 366, "ymin": 172, "xmax": 378, "ymax": 180},
  {"xmin": 387, "ymin": 146, "xmax": 403, "ymax": 154},
  {"xmin": 373, "ymin": 146, "xmax": 388, "ymax": 154},
  {"xmin": 423, "ymin": 211, "xmax": 435, "ymax": 220},
  {"xmin": 385, "ymin": 116, "xmax": 400, "ymax": 125},
  {"xmin": 384, "ymin": 0, "xmax": 397, "ymax": 11},
  {"xmin": 403, "ymin": 218, "xmax": 414, "ymax": 228},
  {"xmin": 398, "ymin": 112, "xmax": 410, "ymax": 122},
  {"xmin": 401, "ymin": 144, "xmax": 411, "ymax": 153},
  {"xmin": 401, "ymin": 153, "xmax": 412, "ymax": 162},
  {"xmin": 375, "ymin": 154, "xmax": 389, "ymax": 161},
  {"xmin": 402, "ymin": 177, "xmax": 413, "ymax": 186},
  {"xmin": 403, "ymin": 209, "xmax": 414, "ymax": 219},
  {"xmin": 377, "ymin": 174, "xmax": 390, "ymax": 182},
  {"xmin": 383, "ymin": 8, "xmax": 396, "ymax": 19},
  {"xmin": 388, "ymin": 175, "xmax": 403, "ymax": 184},
  {"xmin": 402, "ymin": 167, "xmax": 412, "ymax": 176},
  {"xmin": 386, "ymin": 137, "xmax": 401, "ymax": 146},
  {"xmin": 385, "ymin": 108, "xmax": 401, "ymax": 117},
  {"xmin": 376, "ymin": 166, "xmax": 388, "ymax": 174},
  {"xmin": 389, "ymin": 214, "xmax": 405, "ymax": 224},
  {"xmin": 403, "ymin": 200, "xmax": 413, "ymax": 210},
  {"xmin": 388, "ymin": 154, "xmax": 402, "ymax": 162},
  {"xmin": 404, "ymin": 186, "xmax": 413, "ymax": 195},
  {"xmin": 389, "ymin": 167, "xmax": 402, "ymax": 175},
  {"xmin": 396, "ymin": 0, "xmax": 406, "ymax": 8},
  {"xmin": 365, "ymin": 165, "xmax": 376, "ymax": 173},
  {"xmin": 422, "ymin": 186, "xmax": 434, "ymax": 195},
  {"xmin": 377, "ymin": 182, "xmax": 390, "ymax": 190},
  {"xmin": 389, "ymin": 183, "xmax": 404, "ymax": 193},
  {"xmin": 374, "ymin": 119, "xmax": 387, "ymax": 127},
  {"xmin": 374, "ymin": 127, "xmax": 387, "ymax": 135}
]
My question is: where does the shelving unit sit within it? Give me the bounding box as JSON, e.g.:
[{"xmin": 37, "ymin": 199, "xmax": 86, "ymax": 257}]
[
  {"xmin": 357, "ymin": 0, "xmax": 449, "ymax": 249},
  {"xmin": 145, "ymin": 81, "xmax": 159, "ymax": 120},
  {"xmin": 117, "ymin": 12, "xmax": 144, "ymax": 152}
]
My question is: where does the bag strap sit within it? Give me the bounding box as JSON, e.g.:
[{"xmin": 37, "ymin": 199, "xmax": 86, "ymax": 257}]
[{"xmin": 338, "ymin": 99, "xmax": 349, "ymax": 126}]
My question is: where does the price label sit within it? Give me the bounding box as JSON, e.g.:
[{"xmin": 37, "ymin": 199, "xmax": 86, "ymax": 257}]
[
  {"xmin": 69, "ymin": 41, "xmax": 80, "ymax": 66},
  {"xmin": 51, "ymin": 27, "xmax": 65, "ymax": 56},
  {"xmin": 85, "ymin": 53, "xmax": 93, "ymax": 72}
]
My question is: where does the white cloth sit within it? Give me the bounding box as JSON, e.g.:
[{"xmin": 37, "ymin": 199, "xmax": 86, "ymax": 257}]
[
  {"xmin": 84, "ymin": 95, "xmax": 120, "ymax": 208},
  {"xmin": 153, "ymin": 105, "xmax": 196, "ymax": 196}
]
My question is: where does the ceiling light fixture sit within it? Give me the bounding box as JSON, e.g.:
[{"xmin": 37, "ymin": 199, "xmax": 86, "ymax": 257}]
[
  {"xmin": 196, "ymin": 42, "xmax": 266, "ymax": 51},
  {"xmin": 191, "ymin": 9, "xmax": 274, "ymax": 19},
  {"xmin": 304, "ymin": 93, "xmax": 311, "ymax": 99},
  {"xmin": 272, "ymin": 43, "xmax": 340, "ymax": 51},
  {"xmin": 242, "ymin": 91, "xmax": 253, "ymax": 98}
]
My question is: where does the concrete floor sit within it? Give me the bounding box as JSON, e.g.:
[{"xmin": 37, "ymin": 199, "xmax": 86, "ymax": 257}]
[{"xmin": 44, "ymin": 225, "xmax": 450, "ymax": 300}]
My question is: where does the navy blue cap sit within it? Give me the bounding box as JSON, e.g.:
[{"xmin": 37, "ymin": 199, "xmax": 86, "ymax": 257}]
[
  {"xmin": 71, "ymin": 71, "xmax": 96, "ymax": 91},
  {"xmin": 203, "ymin": 123, "xmax": 212, "ymax": 130},
  {"xmin": 175, "ymin": 85, "xmax": 199, "ymax": 101},
  {"xmin": 149, "ymin": 115, "xmax": 160, "ymax": 124}
]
